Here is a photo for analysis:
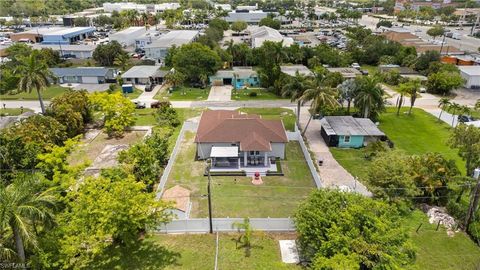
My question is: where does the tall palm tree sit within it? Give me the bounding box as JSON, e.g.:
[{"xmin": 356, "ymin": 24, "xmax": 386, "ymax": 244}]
[
  {"xmin": 114, "ymin": 53, "xmax": 130, "ymax": 72},
  {"xmin": 396, "ymin": 83, "xmax": 410, "ymax": 116},
  {"xmin": 354, "ymin": 77, "xmax": 385, "ymax": 119},
  {"xmin": 0, "ymin": 176, "xmax": 57, "ymax": 262},
  {"xmin": 300, "ymin": 83, "xmax": 340, "ymax": 135},
  {"xmin": 407, "ymin": 79, "xmax": 421, "ymax": 115},
  {"xmin": 14, "ymin": 50, "xmax": 55, "ymax": 114},
  {"xmin": 437, "ymin": 97, "xmax": 451, "ymax": 121},
  {"xmin": 337, "ymin": 79, "xmax": 357, "ymax": 114},
  {"xmin": 281, "ymin": 73, "xmax": 310, "ymax": 126},
  {"xmin": 448, "ymin": 102, "xmax": 461, "ymax": 127}
]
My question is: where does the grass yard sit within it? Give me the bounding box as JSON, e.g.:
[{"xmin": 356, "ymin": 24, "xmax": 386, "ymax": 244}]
[
  {"xmin": 0, "ymin": 108, "xmax": 32, "ymax": 116},
  {"xmin": 403, "ymin": 210, "xmax": 480, "ymax": 270},
  {"xmin": 166, "ymin": 132, "xmax": 315, "ymax": 218},
  {"xmin": 68, "ymin": 130, "xmax": 146, "ymax": 166},
  {"xmin": 237, "ymin": 107, "xmax": 296, "ymax": 132},
  {"xmin": 155, "ymin": 86, "xmax": 210, "ymax": 101},
  {"xmin": 88, "ymin": 233, "xmax": 299, "ymax": 269},
  {"xmin": 134, "ymin": 108, "xmax": 204, "ymax": 127},
  {"xmin": 0, "ymin": 86, "xmax": 68, "ymax": 100},
  {"xmin": 120, "ymin": 87, "xmax": 143, "ymax": 99},
  {"xmin": 231, "ymin": 88, "xmax": 286, "ymax": 101}
]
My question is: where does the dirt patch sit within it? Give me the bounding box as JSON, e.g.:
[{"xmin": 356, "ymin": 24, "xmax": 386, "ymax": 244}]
[{"xmin": 91, "ymin": 144, "xmax": 129, "ymax": 168}]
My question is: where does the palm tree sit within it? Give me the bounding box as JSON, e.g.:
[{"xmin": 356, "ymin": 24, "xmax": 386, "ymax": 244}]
[
  {"xmin": 475, "ymin": 99, "xmax": 480, "ymax": 111},
  {"xmin": 353, "ymin": 77, "xmax": 385, "ymax": 119},
  {"xmin": 437, "ymin": 97, "xmax": 451, "ymax": 121},
  {"xmin": 114, "ymin": 53, "xmax": 130, "ymax": 72},
  {"xmin": 396, "ymin": 83, "xmax": 410, "ymax": 116},
  {"xmin": 14, "ymin": 50, "xmax": 55, "ymax": 114},
  {"xmin": 337, "ymin": 79, "xmax": 357, "ymax": 114},
  {"xmin": 448, "ymin": 102, "xmax": 461, "ymax": 127},
  {"xmin": 300, "ymin": 83, "xmax": 340, "ymax": 135},
  {"xmin": 407, "ymin": 79, "xmax": 421, "ymax": 114},
  {"xmin": 281, "ymin": 73, "xmax": 310, "ymax": 126},
  {"xmin": 0, "ymin": 176, "xmax": 57, "ymax": 262}
]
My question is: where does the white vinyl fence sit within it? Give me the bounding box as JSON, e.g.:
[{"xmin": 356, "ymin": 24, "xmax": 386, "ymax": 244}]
[{"xmin": 156, "ymin": 218, "xmax": 295, "ymax": 233}]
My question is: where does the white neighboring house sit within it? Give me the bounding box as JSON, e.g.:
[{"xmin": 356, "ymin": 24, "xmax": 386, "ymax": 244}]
[
  {"xmin": 144, "ymin": 30, "xmax": 199, "ymax": 61},
  {"xmin": 50, "ymin": 67, "xmax": 116, "ymax": 84},
  {"xmin": 31, "ymin": 44, "xmax": 96, "ymax": 59},
  {"xmin": 110, "ymin": 27, "xmax": 146, "ymax": 47},
  {"xmin": 458, "ymin": 66, "xmax": 480, "ymax": 89},
  {"xmin": 280, "ymin": 65, "xmax": 314, "ymax": 77},
  {"xmin": 121, "ymin": 65, "xmax": 168, "ymax": 85},
  {"xmin": 250, "ymin": 26, "xmax": 294, "ymax": 48}
]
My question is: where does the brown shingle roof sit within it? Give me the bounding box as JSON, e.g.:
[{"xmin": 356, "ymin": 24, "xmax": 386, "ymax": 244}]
[
  {"xmin": 195, "ymin": 110, "xmax": 288, "ymax": 151},
  {"xmin": 162, "ymin": 185, "xmax": 190, "ymax": 212}
]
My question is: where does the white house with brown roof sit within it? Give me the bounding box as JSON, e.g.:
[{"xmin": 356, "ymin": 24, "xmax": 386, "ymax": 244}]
[{"xmin": 195, "ymin": 110, "xmax": 288, "ymax": 171}]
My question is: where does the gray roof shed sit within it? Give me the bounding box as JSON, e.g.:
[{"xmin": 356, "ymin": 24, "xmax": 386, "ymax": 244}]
[{"xmin": 320, "ymin": 116, "xmax": 384, "ymax": 136}]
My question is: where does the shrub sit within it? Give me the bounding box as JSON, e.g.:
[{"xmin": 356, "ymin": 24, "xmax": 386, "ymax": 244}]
[{"xmin": 248, "ymin": 91, "xmax": 257, "ymax": 97}]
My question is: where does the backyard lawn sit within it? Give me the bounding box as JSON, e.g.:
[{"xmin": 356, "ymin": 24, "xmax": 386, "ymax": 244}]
[
  {"xmin": 0, "ymin": 86, "xmax": 68, "ymax": 100},
  {"xmin": 155, "ymin": 86, "xmax": 210, "ymax": 101},
  {"xmin": 87, "ymin": 233, "xmax": 299, "ymax": 269},
  {"xmin": 0, "ymin": 108, "xmax": 32, "ymax": 116},
  {"xmin": 331, "ymin": 107, "xmax": 466, "ymax": 182},
  {"xmin": 231, "ymin": 88, "xmax": 286, "ymax": 101},
  {"xmin": 238, "ymin": 107, "xmax": 296, "ymax": 132},
  {"xmin": 166, "ymin": 132, "xmax": 315, "ymax": 218},
  {"xmin": 404, "ymin": 210, "xmax": 480, "ymax": 270}
]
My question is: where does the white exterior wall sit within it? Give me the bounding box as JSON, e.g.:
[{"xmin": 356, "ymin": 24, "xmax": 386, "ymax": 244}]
[
  {"xmin": 145, "ymin": 47, "xmax": 168, "ymax": 60},
  {"xmin": 461, "ymin": 72, "xmax": 480, "ymax": 88},
  {"xmin": 196, "ymin": 142, "xmax": 286, "ymax": 159},
  {"xmin": 82, "ymin": 76, "xmax": 99, "ymax": 83}
]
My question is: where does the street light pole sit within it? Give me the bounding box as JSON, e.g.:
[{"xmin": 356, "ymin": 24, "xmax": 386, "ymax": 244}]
[
  {"xmin": 206, "ymin": 158, "xmax": 213, "ymax": 234},
  {"xmin": 465, "ymin": 168, "xmax": 480, "ymax": 230}
]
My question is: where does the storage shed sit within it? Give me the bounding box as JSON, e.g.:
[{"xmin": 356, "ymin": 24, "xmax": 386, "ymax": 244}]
[
  {"xmin": 458, "ymin": 66, "xmax": 480, "ymax": 89},
  {"xmin": 320, "ymin": 116, "xmax": 385, "ymax": 148}
]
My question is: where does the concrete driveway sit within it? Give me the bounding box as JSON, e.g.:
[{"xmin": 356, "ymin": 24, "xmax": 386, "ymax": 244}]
[
  {"xmin": 208, "ymin": 85, "xmax": 232, "ymax": 101},
  {"xmin": 299, "ymin": 107, "xmax": 371, "ymax": 196}
]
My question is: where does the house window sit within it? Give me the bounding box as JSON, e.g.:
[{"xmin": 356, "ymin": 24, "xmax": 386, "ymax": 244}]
[
  {"xmin": 255, "ymin": 151, "xmax": 260, "ymax": 155},
  {"xmin": 231, "ymin": 143, "xmax": 237, "ymax": 146},
  {"xmin": 344, "ymin": 136, "xmax": 351, "ymax": 143},
  {"xmin": 250, "ymin": 151, "xmax": 255, "ymax": 155}
]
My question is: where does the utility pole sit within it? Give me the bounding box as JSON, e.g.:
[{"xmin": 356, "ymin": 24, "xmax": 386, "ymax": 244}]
[
  {"xmin": 206, "ymin": 158, "xmax": 213, "ymax": 234},
  {"xmin": 465, "ymin": 168, "xmax": 480, "ymax": 230}
]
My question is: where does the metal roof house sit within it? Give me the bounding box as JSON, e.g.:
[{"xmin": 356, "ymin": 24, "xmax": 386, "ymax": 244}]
[
  {"xmin": 320, "ymin": 116, "xmax": 385, "ymax": 148},
  {"xmin": 209, "ymin": 67, "xmax": 259, "ymax": 89},
  {"xmin": 326, "ymin": 68, "xmax": 362, "ymax": 79},
  {"xmin": 50, "ymin": 67, "xmax": 116, "ymax": 84},
  {"xmin": 121, "ymin": 65, "xmax": 168, "ymax": 85},
  {"xmin": 280, "ymin": 65, "xmax": 313, "ymax": 77},
  {"xmin": 144, "ymin": 30, "xmax": 199, "ymax": 60}
]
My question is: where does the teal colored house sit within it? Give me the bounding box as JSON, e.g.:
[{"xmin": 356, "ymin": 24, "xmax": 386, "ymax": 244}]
[
  {"xmin": 209, "ymin": 67, "xmax": 259, "ymax": 89},
  {"xmin": 320, "ymin": 116, "xmax": 385, "ymax": 148}
]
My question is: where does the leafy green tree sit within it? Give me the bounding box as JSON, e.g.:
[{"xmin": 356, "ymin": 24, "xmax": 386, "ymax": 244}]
[
  {"xmin": 254, "ymin": 41, "xmax": 286, "ymax": 92},
  {"xmin": 427, "ymin": 25, "xmax": 445, "ymax": 40},
  {"xmin": 376, "ymin": 20, "xmax": 392, "ymax": 28},
  {"xmin": 164, "ymin": 70, "xmax": 186, "ymax": 90},
  {"xmin": 89, "ymin": 92, "xmax": 135, "ymax": 137},
  {"xmin": 367, "ymin": 151, "xmax": 420, "ymax": 202},
  {"xmin": 14, "ymin": 50, "xmax": 56, "ymax": 114},
  {"xmin": 426, "ymin": 71, "xmax": 464, "ymax": 95},
  {"xmin": 208, "ymin": 18, "xmax": 229, "ymax": 31},
  {"xmin": 449, "ymin": 124, "xmax": 480, "ymax": 177},
  {"xmin": 259, "ymin": 17, "xmax": 281, "ymax": 29},
  {"xmin": 113, "ymin": 53, "xmax": 131, "ymax": 72},
  {"xmin": 354, "ymin": 76, "xmax": 385, "ymax": 119},
  {"xmin": 414, "ymin": 50, "xmax": 440, "ymax": 73},
  {"xmin": 93, "ymin": 41, "xmax": 124, "ymax": 66},
  {"xmin": 55, "ymin": 173, "xmax": 171, "ymax": 268},
  {"xmin": 172, "ymin": 43, "xmax": 221, "ymax": 83},
  {"xmin": 295, "ymin": 190, "xmax": 416, "ymax": 269},
  {"xmin": 0, "ymin": 175, "xmax": 58, "ymax": 262},
  {"xmin": 36, "ymin": 137, "xmax": 81, "ymax": 181},
  {"xmin": 231, "ymin": 20, "xmax": 247, "ymax": 33},
  {"xmin": 6, "ymin": 115, "xmax": 67, "ymax": 148}
]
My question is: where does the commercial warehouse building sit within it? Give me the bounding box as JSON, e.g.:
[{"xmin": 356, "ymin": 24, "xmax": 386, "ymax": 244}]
[
  {"xmin": 41, "ymin": 27, "xmax": 95, "ymax": 44},
  {"xmin": 458, "ymin": 66, "xmax": 480, "ymax": 89},
  {"xmin": 144, "ymin": 30, "xmax": 199, "ymax": 60},
  {"xmin": 32, "ymin": 44, "xmax": 96, "ymax": 59},
  {"xmin": 110, "ymin": 27, "xmax": 146, "ymax": 47}
]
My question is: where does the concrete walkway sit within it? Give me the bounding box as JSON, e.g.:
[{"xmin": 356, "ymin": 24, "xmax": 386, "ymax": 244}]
[
  {"xmin": 207, "ymin": 85, "xmax": 232, "ymax": 101},
  {"xmin": 132, "ymin": 84, "xmax": 163, "ymax": 102},
  {"xmin": 298, "ymin": 107, "xmax": 371, "ymax": 196}
]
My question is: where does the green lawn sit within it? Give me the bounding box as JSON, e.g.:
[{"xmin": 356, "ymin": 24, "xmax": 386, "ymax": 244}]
[
  {"xmin": 134, "ymin": 108, "xmax": 204, "ymax": 126},
  {"xmin": 237, "ymin": 108, "xmax": 296, "ymax": 132},
  {"xmin": 0, "ymin": 108, "xmax": 32, "ymax": 116},
  {"xmin": 120, "ymin": 87, "xmax": 143, "ymax": 99},
  {"xmin": 231, "ymin": 88, "xmax": 286, "ymax": 101},
  {"xmin": 0, "ymin": 86, "xmax": 68, "ymax": 100},
  {"xmin": 166, "ymin": 132, "xmax": 315, "ymax": 218},
  {"xmin": 403, "ymin": 210, "xmax": 480, "ymax": 270},
  {"xmin": 155, "ymin": 86, "xmax": 210, "ymax": 101},
  {"xmin": 88, "ymin": 233, "xmax": 299, "ymax": 269},
  {"xmin": 332, "ymin": 107, "xmax": 466, "ymax": 181}
]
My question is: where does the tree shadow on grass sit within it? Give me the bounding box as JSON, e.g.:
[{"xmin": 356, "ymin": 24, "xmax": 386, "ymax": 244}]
[{"xmin": 86, "ymin": 238, "xmax": 181, "ymax": 270}]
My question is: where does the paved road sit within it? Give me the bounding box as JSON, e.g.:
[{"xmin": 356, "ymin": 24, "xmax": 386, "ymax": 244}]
[{"xmin": 207, "ymin": 85, "xmax": 232, "ymax": 101}]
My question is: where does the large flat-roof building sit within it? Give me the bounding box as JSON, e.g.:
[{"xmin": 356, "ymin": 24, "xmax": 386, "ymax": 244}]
[
  {"xmin": 458, "ymin": 66, "xmax": 480, "ymax": 89},
  {"xmin": 224, "ymin": 10, "xmax": 268, "ymax": 24},
  {"xmin": 39, "ymin": 27, "xmax": 95, "ymax": 44},
  {"xmin": 103, "ymin": 2, "xmax": 180, "ymax": 13},
  {"xmin": 10, "ymin": 27, "xmax": 64, "ymax": 43},
  {"xmin": 250, "ymin": 26, "xmax": 294, "ymax": 48},
  {"xmin": 110, "ymin": 27, "xmax": 146, "ymax": 47},
  {"xmin": 144, "ymin": 30, "xmax": 199, "ymax": 60}
]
